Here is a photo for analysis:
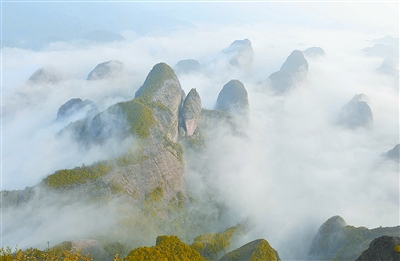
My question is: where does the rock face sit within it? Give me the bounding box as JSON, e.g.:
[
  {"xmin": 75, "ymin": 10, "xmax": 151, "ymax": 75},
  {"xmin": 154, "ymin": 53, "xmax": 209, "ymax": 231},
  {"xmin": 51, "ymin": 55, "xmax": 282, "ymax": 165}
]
[
  {"xmin": 355, "ymin": 236, "xmax": 400, "ymax": 261},
  {"xmin": 56, "ymin": 98, "xmax": 99, "ymax": 122},
  {"xmin": 337, "ymin": 94, "xmax": 373, "ymax": 129},
  {"xmin": 221, "ymin": 39, "xmax": 254, "ymax": 69},
  {"xmin": 384, "ymin": 144, "xmax": 400, "ymax": 163},
  {"xmin": 71, "ymin": 239, "xmax": 109, "ymax": 261},
  {"xmin": 215, "ymin": 80, "xmax": 249, "ymax": 115},
  {"xmin": 180, "ymin": 88, "xmax": 202, "ymax": 136},
  {"xmin": 303, "ymin": 47, "xmax": 325, "ymax": 57},
  {"xmin": 308, "ymin": 215, "xmax": 400, "ymax": 261},
  {"xmin": 267, "ymin": 50, "xmax": 308, "ymax": 93},
  {"xmin": 174, "ymin": 59, "xmax": 202, "ymax": 74},
  {"xmin": 218, "ymin": 239, "xmax": 281, "ymax": 261},
  {"xmin": 376, "ymin": 57, "xmax": 399, "ymax": 76},
  {"xmin": 87, "ymin": 60, "xmax": 125, "ymax": 81},
  {"xmin": 28, "ymin": 67, "xmax": 60, "ymax": 84}
]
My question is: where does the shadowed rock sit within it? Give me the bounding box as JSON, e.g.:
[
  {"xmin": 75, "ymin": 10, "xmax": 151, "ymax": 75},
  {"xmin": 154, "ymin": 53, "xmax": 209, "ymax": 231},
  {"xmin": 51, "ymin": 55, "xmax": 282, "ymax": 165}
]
[
  {"xmin": 180, "ymin": 88, "xmax": 201, "ymax": 136},
  {"xmin": 215, "ymin": 79, "xmax": 249, "ymax": 115},
  {"xmin": 87, "ymin": 60, "xmax": 125, "ymax": 81},
  {"xmin": 218, "ymin": 239, "xmax": 281, "ymax": 261},
  {"xmin": 28, "ymin": 67, "xmax": 60, "ymax": 84},
  {"xmin": 337, "ymin": 94, "xmax": 373, "ymax": 129},
  {"xmin": 355, "ymin": 236, "xmax": 400, "ymax": 261},
  {"xmin": 221, "ymin": 39, "xmax": 254, "ymax": 69},
  {"xmin": 384, "ymin": 144, "xmax": 399, "ymax": 163},
  {"xmin": 303, "ymin": 47, "xmax": 325, "ymax": 57},
  {"xmin": 174, "ymin": 59, "xmax": 202, "ymax": 74},
  {"xmin": 56, "ymin": 98, "xmax": 99, "ymax": 122},
  {"xmin": 267, "ymin": 50, "xmax": 308, "ymax": 93}
]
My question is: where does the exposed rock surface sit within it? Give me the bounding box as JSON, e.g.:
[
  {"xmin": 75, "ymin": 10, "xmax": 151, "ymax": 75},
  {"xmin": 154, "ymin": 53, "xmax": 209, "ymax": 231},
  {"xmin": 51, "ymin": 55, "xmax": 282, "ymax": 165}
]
[
  {"xmin": 308, "ymin": 215, "xmax": 400, "ymax": 261},
  {"xmin": 28, "ymin": 67, "xmax": 60, "ymax": 84},
  {"xmin": 87, "ymin": 60, "xmax": 125, "ymax": 81},
  {"xmin": 355, "ymin": 236, "xmax": 400, "ymax": 261},
  {"xmin": 215, "ymin": 79, "xmax": 249, "ymax": 115},
  {"xmin": 174, "ymin": 59, "xmax": 202, "ymax": 74},
  {"xmin": 303, "ymin": 46, "xmax": 325, "ymax": 57},
  {"xmin": 180, "ymin": 88, "xmax": 202, "ymax": 136},
  {"xmin": 218, "ymin": 239, "xmax": 281, "ymax": 261},
  {"xmin": 221, "ymin": 39, "xmax": 254, "ymax": 69},
  {"xmin": 337, "ymin": 94, "xmax": 373, "ymax": 129},
  {"xmin": 71, "ymin": 239, "xmax": 109, "ymax": 261},
  {"xmin": 384, "ymin": 144, "xmax": 399, "ymax": 163},
  {"xmin": 56, "ymin": 98, "xmax": 99, "ymax": 122},
  {"xmin": 267, "ymin": 50, "xmax": 308, "ymax": 93}
]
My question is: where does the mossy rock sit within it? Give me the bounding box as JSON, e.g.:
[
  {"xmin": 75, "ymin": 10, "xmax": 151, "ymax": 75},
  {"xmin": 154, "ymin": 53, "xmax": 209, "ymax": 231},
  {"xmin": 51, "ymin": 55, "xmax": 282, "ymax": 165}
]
[
  {"xmin": 124, "ymin": 235, "xmax": 205, "ymax": 261},
  {"xmin": 218, "ymin": 239, "xmax": 281, "ymax": 261}
]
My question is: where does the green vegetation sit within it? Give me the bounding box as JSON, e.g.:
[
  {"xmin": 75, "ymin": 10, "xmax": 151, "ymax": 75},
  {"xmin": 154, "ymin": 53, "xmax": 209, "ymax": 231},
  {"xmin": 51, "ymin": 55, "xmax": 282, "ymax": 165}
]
[
  {"xmin": 44, "ymin": 143, "xmax": 147, "ymax": 189},
  {"xmin": 117, "ymin": 99, "xmax": 156, "ymax": 139},
  {"xmin": 0, "ymin": 246, "xmax": 92, "ymax": 261},
  {"xmin": 215, "ymin": 80, "xmax": 249, "ymax": 113},
  {"xmin": 124, "ymin": 235, "xmax": 205, "ymax": 261},
  {"xmin": 44, "ymin": 161, "xmax": 113, "ymax": 188},
  {"xmin": 191, "ymin": 224, "xmax": 246, "ymax": 260},
  {"xmin": 219, "ymin": 239, "xmax": 280, "ymax": 261}
]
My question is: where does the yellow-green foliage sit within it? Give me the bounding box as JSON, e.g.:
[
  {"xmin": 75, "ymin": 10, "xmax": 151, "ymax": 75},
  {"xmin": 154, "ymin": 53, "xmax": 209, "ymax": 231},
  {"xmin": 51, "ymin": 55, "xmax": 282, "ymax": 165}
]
[
  {"xmin": 191, "ymin": 224, "xmax": 245, "ymax": 259},
  {"xmin": 219, "ymin": 239, "xmax": 279, "ymax": 261},
  {"xmin": 44, "ymin": 143, "xmax": 148, "ymax": 189},
  {"xmin": 394, "ymin": 245, "xmax": 400, "ymax": 253},
  {"xmin": 164, "ymin": 135, "xmax": 184, "ymax": 162},
  {"xmin": 117, "ymin": 99, "xmax": 155, "ymax": 139},
  {"xmin": 0, "ymin": 246, "xmax": 92, "ymax": 261},
  {"xmin": 145, "ymin": 186, "xmax": 164, "ymax": 203},
  {"xmin": 124, "ymin": 235, "xmax": 205, "ymax": 261},
  {"xmin": 44, "ymin": 161, "xmax": 113, "ymax": 188}
]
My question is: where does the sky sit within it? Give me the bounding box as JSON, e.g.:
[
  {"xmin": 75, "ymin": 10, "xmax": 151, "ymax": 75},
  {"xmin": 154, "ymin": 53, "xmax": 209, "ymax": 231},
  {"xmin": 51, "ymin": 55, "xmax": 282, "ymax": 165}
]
[{"xmin": 1, "ymin": 1, "xmax": 399, "ymax": 259}]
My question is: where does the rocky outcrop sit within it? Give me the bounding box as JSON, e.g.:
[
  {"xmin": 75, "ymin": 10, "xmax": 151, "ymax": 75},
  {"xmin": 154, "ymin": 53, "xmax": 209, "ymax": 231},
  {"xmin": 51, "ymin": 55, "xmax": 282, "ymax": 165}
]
[
  {"xmin": 221, "ymin": 39, "xmax": 254, "ymax": 69},
  {"xmin": 134, "ymin": 62, "xmax": 185, "ymax": 142},
  {"xmin": 180, "ymin": 88, "xmax": 201, "ymax": 136},
  {"xmin": 303, "ymin": 47, "xmax": 325, "ymax": 57},
  {"xmin": 215, "ymin": 80, "xmax": 249, "ymax": 116},
  {"xmin": 384, "ymin": 144, "xmax": 399, "ymax": 163},
  {"xmin": 218, "ymin": 239, "xmax": 281, "ymax": 261},
  {"xmin": 174, "ymin": 59, "xmax": 202, "ymax": 74},
  {"xmin": 28, "ymin": 67, "xmax": 60, "ymax": 84},
  {"xmin": 56, "ymin": 98, "xmax": 99, "ymax": 122},
  {"xmin": 376, "ymin": 57, "xmax": 399, "ymax": 76},
  {"xmin": 337, "ymin": 94, "xmax": 373, "ymax": 129},
  {"xmin": 308, "ymin": 215, "xmax": 400, "ymax": 261},
  {"xmin": 87, "ymin": 60, "xmax": 125, "ymax": 81},
  {"xmin": 71, "ymin": 239, "xmax": 109, "ymax": 261},
  {"xmin": 355, "ymin": 236, "xmax": 400, "ymax": 261},
  {"xmin": 267, "ymin": 50, "xmax": 308, "ymax": 93}
]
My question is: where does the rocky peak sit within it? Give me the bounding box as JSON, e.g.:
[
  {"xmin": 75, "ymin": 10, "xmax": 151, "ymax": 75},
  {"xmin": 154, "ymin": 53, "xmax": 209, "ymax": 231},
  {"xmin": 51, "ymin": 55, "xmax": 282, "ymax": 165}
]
[
  {"xmin": 218, "ymin": 239, "xmax": 281, "ymax": 261},
  {"xmin": 56, "ymin": 98, "xmax": 99, "ymax": 122},
  {"xmin": 215, "ymin": 79, "xmax": 249, "ymax": 115},
  {"xmin": 376, "ymin": 56, "xmax": 399, "ymax": 76},
  {"xmin": 384, "ymin": 144, "xmax": 399, "ymax": 163},
  {"xmin": 221, "ymin": 38, "xmax": 254, "ymax": 69},
  {"xmin": 180, "ymin": 88, "xmax": 202, "ymax": 136},
  {"xmin": 174, "ymin": 59, "xmax": 202, "ymax": 75},
  {"xmin": 28, "ymin": 66, "xmax": 60, "ymax": 84},
  {"xmin": 135, "ymin": 62, "xmax": 185, "ymax": 142},
  {"xmin": 267, "ymin": 50, "xmax": 308, "ymax": 94},
  {"xmin": 303, "ymin": 47, "xmax": 326, "ymax": 57},
  {"xmin": 87, "ymin": 60, "xmax": 125, "ymax": 81},
  {"xmin": 337, "ymin": 94, "xmax": 373, "ymax": 129}
]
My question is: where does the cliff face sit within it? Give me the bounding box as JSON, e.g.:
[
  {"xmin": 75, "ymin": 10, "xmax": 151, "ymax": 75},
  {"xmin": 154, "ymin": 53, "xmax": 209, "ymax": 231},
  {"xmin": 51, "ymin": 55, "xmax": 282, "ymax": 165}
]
[
  {"xmin": 308, "ymin": 216, "xmax": 400, "ymax": 261},
  {"xmin": 355, "ymin": 236, "xmax": 400, "ymax": 261},
  {"xmin": 267, "ymin": 50, "xmax": 308, "ymax": 94},
  {"xmin": 181, "ymin": 88, "xmax": 202, "ymax": 136}
]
